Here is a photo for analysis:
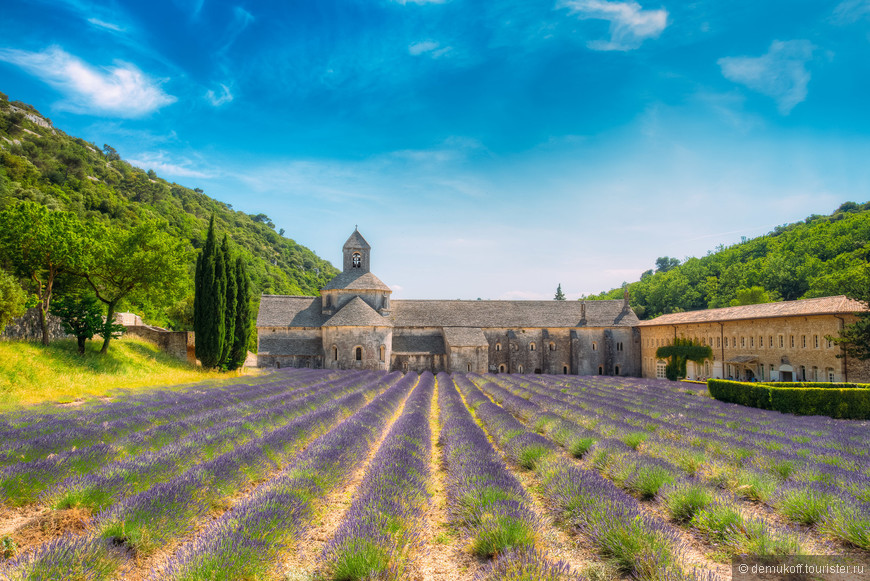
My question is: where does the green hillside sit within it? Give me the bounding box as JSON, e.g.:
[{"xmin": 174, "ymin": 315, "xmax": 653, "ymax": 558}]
[
  {"xmin": 0, "ymin": 91, "xmax": 338, "ymax": 328},
  {"xmin": 589, "ymin": 202, "xmax": 870, "ymax": 319}
]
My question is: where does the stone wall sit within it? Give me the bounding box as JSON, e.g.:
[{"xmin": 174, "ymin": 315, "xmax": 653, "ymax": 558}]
[
  {"xmin": 1, "ymin": 307, "xmax": 72, "ymax": 342},
  {"xmin": 122, "ymin": 325, "xmax": 194, "ymax": 363}
]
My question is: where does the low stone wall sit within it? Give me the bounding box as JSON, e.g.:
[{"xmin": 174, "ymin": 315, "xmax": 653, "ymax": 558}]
[
  {"xmin": 0, "ymin": 307, "xmax": 72, "ymax": 342},
  {"xmin": 123, "ymin": 325, "xmax": 195, "ymax": 364}
]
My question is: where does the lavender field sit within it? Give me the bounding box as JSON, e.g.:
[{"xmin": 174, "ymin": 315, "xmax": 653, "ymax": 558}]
[{"xmin": 0, "ymin": 369, "xmax": 867, "ymax": 580}]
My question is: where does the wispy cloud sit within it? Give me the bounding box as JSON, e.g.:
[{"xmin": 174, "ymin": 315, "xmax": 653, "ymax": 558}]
[
  {"xmin": 718, "ymin": 40, "xmax": 815, "ymax": 115},
  {"xmin": 559, "ymin": 0, "xmax": 668, "ymax": 51},
  {"xmin": 205, "ymin": 83, "xmax": 233, "ymax": 106},
  {"xmin": 218, "ymin": 6, "xmax": 255, "ymax": 55},
  {"xmin": 832, "ymin": 0, "xmax": 870, "ymax": 23},
  {"xmin": 0, "ymin": 46, "xmax": 176, "ymax": 118},
  {"xmin": 87, "ymin": 18, "xmax": 125, "ymax": 32},
  {"xmin": 408, "ymin": 40, "xmax": 452, "ymax": 58},
  {"xmin": 128, "ymin": 150, "xmax": 213, "ymax": 179}
]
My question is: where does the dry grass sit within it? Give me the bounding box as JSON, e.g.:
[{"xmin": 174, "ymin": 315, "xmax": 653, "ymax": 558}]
[{"xmin": 0, "ymin": 336, "xmax": 249, "ymax": 409}]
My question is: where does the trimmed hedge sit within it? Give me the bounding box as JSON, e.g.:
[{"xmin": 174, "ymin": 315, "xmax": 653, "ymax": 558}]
[{"xmin": 707, "ymin": 379, "xmax": 870, "ymax": 420}]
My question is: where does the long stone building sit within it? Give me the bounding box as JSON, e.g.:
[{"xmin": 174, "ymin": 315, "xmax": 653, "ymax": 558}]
[
  {"xmin": 257, "ymin": 229, "xmax": 642, "ymax": 374},
  {"xmin": 637, "ymin": 296, "xmax": 870, "ymax": 383}
]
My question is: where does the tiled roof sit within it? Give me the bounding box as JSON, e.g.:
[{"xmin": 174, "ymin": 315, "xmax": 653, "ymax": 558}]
[
  {"xmin": 257, "ymin": 296, "xmax": 637, "ymax": 329},
  {"xmin": 323, "ymin": 270, "xmax": 392, "ymax": 291},
  {"xmin": 257, "ymin": 296, "xmax": 324, "ymax": 327},
  {"xmin": 637, "ymin": 295, "xmax": 866, "ymax": 327},
  {"xmin": 389, "ymin": 299, "xmax": 636, "ymax": 328},
  {"xmin": 392, "ymin": 334, "xmax": 445, "ymax": 354},
  {"xmin": 443, "ymin": 327, "xmax": 488, "ymax": 347},
  {"xmin": 258, "ymin": 335, "xmax": 321, "ymax": 356},
  {"xmin": 323, "ymin": 296, "xmax": 393, "ymax": 327},
  {"xmin": 343, "ymin": 229, "xmax": 370, "ymax": 249}
]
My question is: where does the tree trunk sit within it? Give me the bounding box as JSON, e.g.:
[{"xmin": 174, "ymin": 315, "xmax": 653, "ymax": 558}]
[
  {"xmin": 100, "ymin": 300, "xmax": 117, "ymax": 354},
  {"xmin": 78, "ymin": 336, "xmax": 86, "ymax": 355},
  {"xmin": 39, "ymin": 303, "xmax": 49, "ymax": 346}
]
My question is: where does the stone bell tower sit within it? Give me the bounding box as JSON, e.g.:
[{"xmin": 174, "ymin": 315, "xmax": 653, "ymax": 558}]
[{"xmin": 342, "ymin": 227, "xmax": 371, "ymax": 273}]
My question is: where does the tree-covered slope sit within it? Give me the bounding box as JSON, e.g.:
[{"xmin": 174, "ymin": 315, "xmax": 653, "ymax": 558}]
[
  {"xmin": 589, "ymin": 202, "xmax": 870, "ymax": 319},
  {"xmin": 0, "ymin": 91, "xmax": 338, "ymax": 328}
]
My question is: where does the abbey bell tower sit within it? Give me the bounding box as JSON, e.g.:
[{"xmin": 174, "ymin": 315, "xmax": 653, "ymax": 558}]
[{"xmin": 342, "ymin": 227, "xmax": 371, "ymax": 273}]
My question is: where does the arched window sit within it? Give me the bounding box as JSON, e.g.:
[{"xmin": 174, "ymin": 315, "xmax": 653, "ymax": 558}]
[
  {"xmin": 518, "ymin": 364, "xmax": 524, "ymax": 373},
  {"xmin": 499, "ymin": 364, "xmax": 506, "ymax": 373},
  {"xmin": 615, "ymin": 365, "xmax": 620, "ymax": 375},
  {"xmin": 598, "ymin": 365, "xmax": 603, "ymax": 375},
  {"xmin": 563, "ymin": 365, "xmax": 568, "ymax": 375},
  {"xmin": 333, "ymin": 345, "xmax": 338, "ymax": 361},
  {"xmin": 592, "ymin": 342, "xmax": 597, "ymax": 351},
  {"xmin": 496, "ymin": 343, "xmax": 501, "ymax": 351},
  {"xmin": 467, "ymin": 363, "xmax": 472, "ymax": 372},
  {"xmin": 352, "ymin": 252, "xmax": 361, "ymax": 268},
  {"xmin": 530, "ymin": 343, "xmax": 536, "ymax": 351},
  {"xmin": 549, "ymin": 342, "xmax": 556, "ymax": 351},
  {"xmin": 403, "ymin": 361, "xmax": 409, "ymax": 372},
  {"xmin": 355, "ymin": 346, "xmax": 362, "ymax": 361},
  {"xmin": 379, "ymin": 345, "xmax": 385, "ymax": 362}
]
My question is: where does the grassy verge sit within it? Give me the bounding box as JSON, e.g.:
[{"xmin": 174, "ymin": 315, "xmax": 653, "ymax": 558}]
[{"xmin": 0, "ymin": 337, "xmax": 242, "ymax": 409}]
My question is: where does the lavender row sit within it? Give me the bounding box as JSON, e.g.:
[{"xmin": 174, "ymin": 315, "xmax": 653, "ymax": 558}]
[
  {"xmin": 155, "ymin": 371, "xmax": 416, "ymax": 580},
  {"xmin": 491, "ymin": 375, "xmax": 868, "ymax": 552},
  {"xmin": 1, "ymin": 374, "xmax": 396, "ymax": 579},
  {"xmin": 0, "ymin": 370, "xmax": 372, "ymax": 506},
  {"xmin": 458, "ymin": 375, "xmax": 708, "ymax": 580},
  {"xmin": 0, "ymin": 368, "xmax": 328, "ymax": 465},
  {"xmin": 44, "ymin": 371, "xmax": 378, "ymax": 513},
  {"xmin": 438, "ymin": 373, "xmax": 553, "ymax": 572},
  {"xmin": 319, "ymin": 372, "xmax": 435, "ymax": 580}
]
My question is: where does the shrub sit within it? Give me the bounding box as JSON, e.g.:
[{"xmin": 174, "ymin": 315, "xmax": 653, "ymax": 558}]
[{"xmin": 707, "ymin": 380, "xmax": 870, "ymax": 420}]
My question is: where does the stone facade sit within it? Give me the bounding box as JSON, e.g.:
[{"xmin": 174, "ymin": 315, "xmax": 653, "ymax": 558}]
[
  {"xmin": 637, "ymin": 296, "xmax": 869, "ymax": 383},
  {"xmin": 257, "ymin": 229, "xmax": 642, "ymax": 375}
]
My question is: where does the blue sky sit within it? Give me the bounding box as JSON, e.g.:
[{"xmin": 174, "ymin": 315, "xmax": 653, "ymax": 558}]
[{"xmin": 2, "ymin": 0, "xmax": 869, "ymax": 300}]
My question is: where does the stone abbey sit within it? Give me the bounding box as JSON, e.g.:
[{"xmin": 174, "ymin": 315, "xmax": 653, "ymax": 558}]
[
  {"xmin": 256, "ymin": 229, "xmax": 641, "ymax": 375},
  {"xmin": 257, "ymin": 229, "xmax": 866, "ymax": 381}
]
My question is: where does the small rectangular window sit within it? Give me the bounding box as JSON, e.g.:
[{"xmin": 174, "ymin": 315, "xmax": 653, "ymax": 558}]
[
  {"xmin": 814, "ymin": 335, "xmax": 819, "ymax": 348},
  {"xmin": 790, "ymin": 335, "xmax": 795, "ymax": 348},
  {"xmin": 716, "ymin": 337, "xmax": 721, "ymax": 348},
  {"xmin": 802, "ymin": 335, "xmax": 806, "ymax": 348},
  {"xmin": 779, "ymin": 335, "xmax": 784, "ymax": 348},
  {"xmin": 758, "ymin": 336, "xmax": 763, "ymax": 348}
]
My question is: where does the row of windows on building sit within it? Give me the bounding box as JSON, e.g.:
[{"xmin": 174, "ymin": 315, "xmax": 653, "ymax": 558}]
[
  {"xmin": 647, "ymin": 334, "xmax": 834, "ymax": 350},
  {"xmin": 495, "ymin": 363, "xmax": 574, "ymax": 374},
  {"xmin": 494, "ymin": 341, "xmax": 624, "ymax": 352},
  {"xmin": 650, "ymin": 358, "xmax": 836, "ymax": 382}
]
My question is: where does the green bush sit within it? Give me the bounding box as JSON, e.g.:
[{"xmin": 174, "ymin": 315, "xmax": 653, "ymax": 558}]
[{"xmin": 707, "ymin": 380, "xmax": 870, "ymax": 419}]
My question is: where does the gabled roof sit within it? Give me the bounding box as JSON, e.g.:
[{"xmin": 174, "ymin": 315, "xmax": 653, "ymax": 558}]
[
  {"xmin": 257, "ymin": 296, "xmax": 637, "ymax": 329},
  {"xmin": 343, "ymin": 229, "xmax": 370, "ymax": 249},
  {"xmin": 392, "ymin": 334, "xmax": 445, "ymax": 354},
  {"xmin": 323, "ymin": 296, "xmax": 393, "ymax": 327},
  {"xmin": 443, "ymin": 327, "xmax": 488, "ymax": 347},
  {"xmin": 389, "ymin": 299, "xmax": 636, "ymax": 328},
  {"xmin": 637, "ymin": 295, "xmax": 866, "ymax": 327},
  {"xmin": 257, "ymin": 295, "xmax": 324, "ymax": 327},
  {"xmin": 323, "ymin": 270, "xmax": 392, "ymax": 291},
  {"xmin": 258, "ymin": 336, "xmax": 321, "ymax": 356}
]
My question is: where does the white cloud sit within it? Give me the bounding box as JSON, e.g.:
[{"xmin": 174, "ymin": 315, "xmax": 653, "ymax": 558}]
[
  {"xmin": 559, "ymin": 0, "xmax": 668, "ymax": 51},
  {"xmin": 87, "ymin": 18, "xmax": 125, "ymax": 32},
  {"xmin": 833, "ymin": 0, "xmax": 870, "ymax": 23},
  {"xmin": 127, "ymin": 151, "xmax": 213, "ymax": 179},
  {"xmin": 205, "ymin": 83, "xmax": 233, "ymax": 106},
  {"xmin": 0, "ymin": 46, "xmax": 175, "ymax": 118},
  {"xmin": 718, "ymin": 40, "xmax": 815, "ymax": 115},
  {"xmin": 408, "ymin": 40, "xmax": 453, "ymax": 58}
]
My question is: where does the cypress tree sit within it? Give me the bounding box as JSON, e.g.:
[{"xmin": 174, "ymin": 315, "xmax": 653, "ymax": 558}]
[
  {"xmin": 229, "ymin": 256, "xmax": 251, "ymax": 370},
  {"xmin": 220, "ymin": 235, "xmax": 236, "ymax": 368},
  {"xmin": 194, "ymin": 216, "xmax": 225, "ymax": 368}
]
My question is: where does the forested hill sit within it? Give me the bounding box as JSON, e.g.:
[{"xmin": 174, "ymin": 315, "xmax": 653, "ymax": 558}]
[
  {"xmin": 0, "ymin": 91, "xmax": 338, "ymax": 327},
  {"xmin": 588, "ymin": 202, "xmax": 870, "ymax": 320}
]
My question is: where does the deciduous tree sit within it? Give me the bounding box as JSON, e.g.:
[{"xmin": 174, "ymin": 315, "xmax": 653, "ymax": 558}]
[
  {"xmin": 0, "ymin": 201, "xmax": 87, "ymax": 344},
  {"xmin": 0, "ymin": 269, "xmax": 27, "ymax": 334},
  {"xmin": 84, "ymin": 220, "xmax": 190, "ymax": 354}
]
